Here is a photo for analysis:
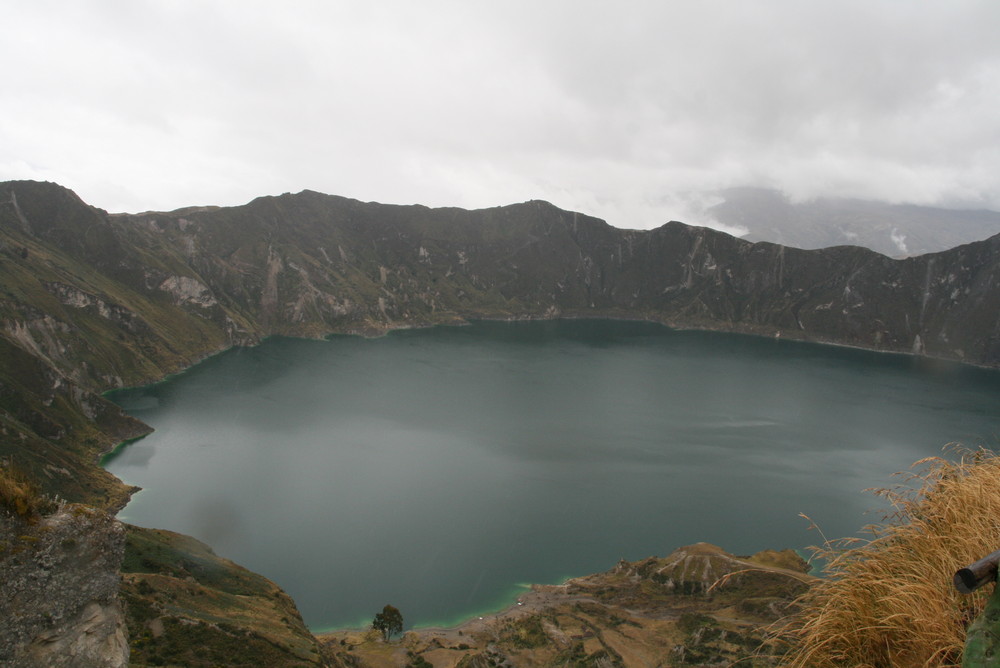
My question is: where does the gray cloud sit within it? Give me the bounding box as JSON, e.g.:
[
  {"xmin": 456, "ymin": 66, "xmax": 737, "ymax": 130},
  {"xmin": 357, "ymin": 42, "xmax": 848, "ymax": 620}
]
[{"xmin": 2, "ymin": 0, "xmax": 998, "ymax": 231}]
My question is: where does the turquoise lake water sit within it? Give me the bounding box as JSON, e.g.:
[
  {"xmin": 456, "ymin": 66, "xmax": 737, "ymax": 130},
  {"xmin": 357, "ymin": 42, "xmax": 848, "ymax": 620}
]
[{"xmin": 103, "ymin": 319, "xmax": 1000, "ymax": 630}]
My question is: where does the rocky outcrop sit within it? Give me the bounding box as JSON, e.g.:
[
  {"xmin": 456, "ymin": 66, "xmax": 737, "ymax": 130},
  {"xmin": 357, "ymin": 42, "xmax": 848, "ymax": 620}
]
[{"xmin": 0, "ymin": 503, "xmax": 129, "ymax": 667}]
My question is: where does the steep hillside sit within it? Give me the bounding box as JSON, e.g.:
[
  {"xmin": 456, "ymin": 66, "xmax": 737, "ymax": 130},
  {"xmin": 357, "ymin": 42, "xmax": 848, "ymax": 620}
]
[{"xmin": 120, "ymin": 525, "xmax": 325, "ymax": 666}]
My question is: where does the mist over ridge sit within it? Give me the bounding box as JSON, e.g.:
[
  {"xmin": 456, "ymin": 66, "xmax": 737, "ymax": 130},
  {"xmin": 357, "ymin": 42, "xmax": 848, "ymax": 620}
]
[{"xmin": 707, "ymin": 187, "xmax": 1000, "ymax": 258}]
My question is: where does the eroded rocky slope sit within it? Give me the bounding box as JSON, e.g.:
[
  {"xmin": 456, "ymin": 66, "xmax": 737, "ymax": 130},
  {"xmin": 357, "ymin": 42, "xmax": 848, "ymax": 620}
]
[{"xmin": 0, "ymin": 502, "xmax": 129, "ymax": 667}]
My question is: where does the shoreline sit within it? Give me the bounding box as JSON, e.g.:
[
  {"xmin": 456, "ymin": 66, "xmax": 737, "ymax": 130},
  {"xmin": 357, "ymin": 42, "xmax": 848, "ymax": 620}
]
[
  {"xmin": 311, "ymin": 579, "xmax": 556, "ymax": 637},
  {"xmin": 315, "ymin": 580, "xmax": 594, "ymax": 645},
  {"xmin": 313, "ymin": 543, "xmax": 816, "ymax": 667},
  {"xmin": 98, "ymin": 316, "xmax": 997, "ymax": 642}
]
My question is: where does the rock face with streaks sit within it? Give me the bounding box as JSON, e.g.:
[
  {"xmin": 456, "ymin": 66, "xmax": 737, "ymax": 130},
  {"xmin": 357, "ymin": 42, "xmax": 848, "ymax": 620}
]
[{"xmin": 0, "ymin": 503, "xmax": 129, "ymax": 668}]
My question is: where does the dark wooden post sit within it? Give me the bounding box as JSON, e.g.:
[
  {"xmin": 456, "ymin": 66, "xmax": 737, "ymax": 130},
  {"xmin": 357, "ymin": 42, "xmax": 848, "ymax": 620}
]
[
  {"xmin": 956, "ymin": 550, "xmax": 1000, "ymax": 666},
  {"xmin": 955, "ymin": 549, "xmax": 1000, "ymax": 594}
]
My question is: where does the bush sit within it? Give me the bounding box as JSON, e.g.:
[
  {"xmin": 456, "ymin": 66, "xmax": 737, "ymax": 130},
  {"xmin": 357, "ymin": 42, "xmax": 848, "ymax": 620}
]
[
  {"xmin": 0, "ymin": 465, "xmax": 51, "ymax": 520},
  {"xmin": 775, "ymin": 446, "xmax": 1000, "ymax": 667},
  {"xmin": 502, "ymin": 616, "xmax": 548, "ymax": 648},
  {"xmin": 677, "ymin": 612, "xmax": 717, "ymax": 636}
]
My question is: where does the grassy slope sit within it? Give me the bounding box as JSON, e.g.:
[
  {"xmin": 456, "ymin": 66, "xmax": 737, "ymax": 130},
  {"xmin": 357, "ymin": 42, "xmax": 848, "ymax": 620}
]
[{"xmin": 121, "ymin": 525, "xmax": 327, "ymax": 667}]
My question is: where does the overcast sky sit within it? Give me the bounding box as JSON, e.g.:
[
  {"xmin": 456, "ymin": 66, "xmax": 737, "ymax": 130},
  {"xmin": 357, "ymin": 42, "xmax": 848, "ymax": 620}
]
[{"xmin": 2, "ymin": 1, "xmax": 999, "ymax": 231}]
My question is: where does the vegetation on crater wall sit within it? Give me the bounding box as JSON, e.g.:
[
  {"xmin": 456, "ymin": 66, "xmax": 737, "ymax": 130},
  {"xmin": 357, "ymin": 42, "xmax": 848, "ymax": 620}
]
[
  {"xmin": 120, "ymin": 524, "xmax": 327, "ymax": 666},
  {"xmin": 0, "ymin": 464, "xmax": 52, "ymax": 521}
]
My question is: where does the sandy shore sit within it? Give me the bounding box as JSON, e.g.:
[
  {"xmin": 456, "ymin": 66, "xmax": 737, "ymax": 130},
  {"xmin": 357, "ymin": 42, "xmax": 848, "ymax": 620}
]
[{"xmin": 317, "ymin": 580, "xmax": 596, "ymax": 647}]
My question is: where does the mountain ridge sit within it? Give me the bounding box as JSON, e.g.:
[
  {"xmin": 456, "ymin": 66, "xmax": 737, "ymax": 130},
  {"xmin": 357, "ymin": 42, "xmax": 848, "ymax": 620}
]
[{"xmin": 3, "ymin": 179, "xmax": 1000, "ymax": 507}]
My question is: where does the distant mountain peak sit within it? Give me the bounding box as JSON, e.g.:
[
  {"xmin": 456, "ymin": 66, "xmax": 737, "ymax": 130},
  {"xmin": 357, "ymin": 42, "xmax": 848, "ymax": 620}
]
[{"xmin": 707, "ymin": 187, "xmax": 1000, "ymax": 257}]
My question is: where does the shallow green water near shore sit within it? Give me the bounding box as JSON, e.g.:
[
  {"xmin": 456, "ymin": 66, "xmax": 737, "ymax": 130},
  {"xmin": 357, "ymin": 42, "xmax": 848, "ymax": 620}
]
[{"xmin": 104, "ymin": 320, "xmax": 1000, "ymax": 630}]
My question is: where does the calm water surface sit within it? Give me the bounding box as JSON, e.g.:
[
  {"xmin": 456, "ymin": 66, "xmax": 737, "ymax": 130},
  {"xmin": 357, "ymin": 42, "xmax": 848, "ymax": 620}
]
[{"xmin": 104, "ymin": 320, "xmax": 1000, "ymax": 630}]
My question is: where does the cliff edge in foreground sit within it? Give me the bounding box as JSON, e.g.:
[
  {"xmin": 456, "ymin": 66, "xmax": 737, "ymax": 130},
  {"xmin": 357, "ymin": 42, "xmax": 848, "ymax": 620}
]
[{"xmin": 0, "ymin": 491, "xmax": 128, "ymax": 667}]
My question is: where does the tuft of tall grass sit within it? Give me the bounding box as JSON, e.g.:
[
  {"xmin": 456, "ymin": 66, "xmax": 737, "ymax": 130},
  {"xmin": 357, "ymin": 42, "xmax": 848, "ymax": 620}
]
[
  {"xmin": 773, "ymin": 446, "xmax": 1000, "ymax": 667},
  {"xmin": 0, "ymin": 465, "xmax": 50, "ymax": 521}
]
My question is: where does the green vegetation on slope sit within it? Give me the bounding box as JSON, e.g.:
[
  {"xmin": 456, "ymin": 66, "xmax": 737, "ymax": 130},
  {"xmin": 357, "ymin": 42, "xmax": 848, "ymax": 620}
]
[{"xmin": 121, "ymin": 524, "xmax": 326, "ymax": 667}]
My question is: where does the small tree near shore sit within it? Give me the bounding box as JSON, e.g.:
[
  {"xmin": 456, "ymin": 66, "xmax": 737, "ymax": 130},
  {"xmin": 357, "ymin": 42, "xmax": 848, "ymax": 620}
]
[{"xmin": 372, "ymin": 604, "xmax": 403, "ymax": 641}]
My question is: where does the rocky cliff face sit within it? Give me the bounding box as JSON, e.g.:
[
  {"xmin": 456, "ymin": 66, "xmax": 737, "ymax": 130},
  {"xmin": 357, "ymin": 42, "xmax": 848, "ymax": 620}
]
[{"xmin": 0, "ymin": 503, "xmax": 129, "ymax": 667}]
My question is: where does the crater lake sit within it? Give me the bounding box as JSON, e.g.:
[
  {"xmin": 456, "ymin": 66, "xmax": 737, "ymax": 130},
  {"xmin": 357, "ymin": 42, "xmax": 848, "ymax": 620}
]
[{"xmin": 103, "ymin": 319, "xmax": 1000, "ymax": 630}]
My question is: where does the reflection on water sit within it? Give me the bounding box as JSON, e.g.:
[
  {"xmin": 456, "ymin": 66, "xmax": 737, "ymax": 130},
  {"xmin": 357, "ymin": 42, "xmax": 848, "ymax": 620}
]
[
  {"xmin": 113, "ymin": 395, "xmax": 160, "ymax": 411},
  {"xmin": 106, "ymin": 443, "xmax": 157, "ymax": 468},
  {"xmin": 105, "ymin": 320, "xmax": 1000, "ymax": 630}
]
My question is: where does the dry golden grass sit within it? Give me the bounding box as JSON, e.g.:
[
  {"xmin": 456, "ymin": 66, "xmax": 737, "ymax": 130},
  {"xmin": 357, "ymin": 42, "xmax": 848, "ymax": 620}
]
[
  {"xmin": 775, "ymin": 445, "xmax": 1000, "ymax": 667},
  {"xmin": 0, "ymin": 465, "xmax": 47, "ymax": 520}
]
